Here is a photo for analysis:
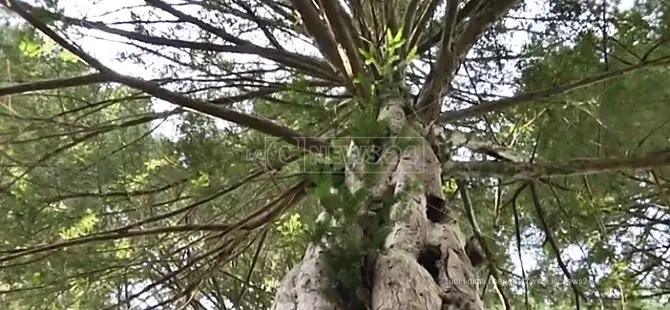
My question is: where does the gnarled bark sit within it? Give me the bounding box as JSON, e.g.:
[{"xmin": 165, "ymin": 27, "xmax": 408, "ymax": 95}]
[
  {"xmin": 271, "ymin": 96, "xmax": 483, "ymax": 310},
  {"xmin": 270, "ymin": 244, "xmax": 339, "ymax": 310}
]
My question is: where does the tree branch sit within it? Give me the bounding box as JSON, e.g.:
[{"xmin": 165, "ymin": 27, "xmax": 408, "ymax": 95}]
[
  {"xmin": 144, "ymin": 0, "xmax": 337, "ymax": 80},
  {"xmin": 317, "ymin": 0, "xmax": 365, "ymax": 79},
  {"xmin": 111, "ymin": 74, "xmax": 331, "ymax": 150},
  {"xmin": 0, "ymin": 73, "xmax": 109, "ymax": 97},
  {"xmin": 415, "ymin": 0, "xmax": 460, "ymax": 122},
  {"xmin": 452, "ymin": 0, "xmax": 521, "ymax": 56},
  {"xmin": 528, "ymin": 182, "xmax": 586, "ymax": 306},
  {"xmin": 416, "ymin": 0, "xmax": 520, "ymax": 123},
  {"xmin": 11, "ymin": 0, "xmax": 338, "ymax": 81},
  {"xmin": 446, "ymin": 149, "xmax": 670, "ymax": 181},
  {"xmin": 289, "ymin": 0, "xmax": 348, "ymax": 77},
  {"xmin": 0, "ymin": 180, "xmax": 307, "ymax": 264},
  {"xmin": 441, "ymin": 54, "xmax": 670, "ymax": 123},
  {"xmin": 4, "ymin": 0, "xmax": 330, "ymax": 153},
  {"xmin": 445, "ymin": 129, "xmax": 528, "ymax": 163},
  {"xmin": 457, "ymin": 180, "xmax": 511, "ymax": 309}
]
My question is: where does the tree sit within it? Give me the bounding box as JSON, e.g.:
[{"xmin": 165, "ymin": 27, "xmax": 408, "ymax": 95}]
[
  {"xmin": 0, "ymin": 22, "xmax": 165, "ymax": 308},
  {"xmin": 1, "ymin": 0, "xmax": 669, "ymax": 309}
]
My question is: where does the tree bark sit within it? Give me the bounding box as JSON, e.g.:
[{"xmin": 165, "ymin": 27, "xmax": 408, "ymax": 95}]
[{"xmin": 271, "ymin": 96, "xmax": 483, "ymax": 310}]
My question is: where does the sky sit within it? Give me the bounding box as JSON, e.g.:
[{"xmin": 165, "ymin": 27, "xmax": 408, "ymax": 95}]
[{"xmin": 6, "ymin": 0, "xmax": 641, "ymax": 307}]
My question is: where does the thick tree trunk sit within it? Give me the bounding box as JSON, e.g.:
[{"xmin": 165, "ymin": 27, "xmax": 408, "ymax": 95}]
[{"xmin": 271, "ymin": 96, "xmax": 483, "ymax": 310}]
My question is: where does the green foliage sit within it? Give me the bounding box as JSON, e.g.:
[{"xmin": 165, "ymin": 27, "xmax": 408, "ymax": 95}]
[
  {"xmin": 4, "ymin": 0, "xmax": 670, "ymax": 309},
  {"xmin": 303, "ymin": 158, "xmax": 397, "ymax": 307},
  {"xmin": 473, "ymin": 3, "xmax": 670, "ymax": 308},
  {"xmin": 358, "ymin": 27, "xmax": 418, "ymax": 80},
  {"xmin": 0, "ymin": 26, "xmax": 161, "ymax": 309},
  {"xmin": 306, "ymin": 182, "xmax": 369, "ymax": 305},
  {"xmin": 0, "ymin": 23, "xmax": 302, "ymax": 310}
]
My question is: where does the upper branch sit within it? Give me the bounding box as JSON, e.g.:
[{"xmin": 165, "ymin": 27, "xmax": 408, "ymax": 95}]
[
  {"xmin": 4, "ymin": 0, "xmax": 330, "ymax": 154},
  {"xmin": 440, "ymin": 54, "xmax": 670, "ymax": 123},
  {"xmin": 317, "ymin": 0, "xmax": 365, "ymax": 79},
  {"xmin": 414, "ymin": 0, "xmax": 461, "ymax": 122},
  {"xmin": 446, "ymin": 149, "xmax": 670, "ymax": 181},
  {"xmin": 11, "ymin": 0, "xmax": 340, "ymax": 81},
  {"xmin": 415, "ymin": 0, "xmax": 520, "ymax": 124},
  {"xmin": 0, "ymin": 73, "xmax": 109, "ymax": 97},
  {"xmin": 144, "ymin": 0, "xmax": 341, "ymax": 81}
]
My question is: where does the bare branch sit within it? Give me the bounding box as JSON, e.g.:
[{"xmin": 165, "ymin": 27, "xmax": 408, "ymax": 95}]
[
  {"xmin": 0, "ymin": 180, "xmax": 307, "ymax": 264},
  {"xmin": 446, "ymin": 149, "xmax": 670, "ymax": 181},
  {"xmin": 457, "ymin": 180, "xmax": 511, "ymax": 309},
  {"xmin": 445, "ymin": 129, "xmax": 528, "ymax": 163},
  {"xmin": 144, "ymin": 0, "xmax": 336, "ymax": 80},
  {"xmin": 416, "ymin": 0, "xmax": 520, "ymax": 123},
  {"xmin": 290, "ymin": 0, "xmax": 349, "ymax": 78},
  {"xmin": 12, "ymin": 0, "xmax": 339, "ymax": 81},
  {"xmin": 317, "ymin": 0, "xmax": 365, "ymax": 79},
  {"xmin": 4, "ymin": 0, "xmax": 330, "ymax": 153},
  {"xmin": 410, "ymin": 0, "xmax": 442, "ymax": 50},
  {"xmin": 528, "ymin": 183, "xmax": 586, "ymax": 306},
  {"xmin": 111, "ymin": 74, "xmax": 331, "ymax": 151},
  {"xmin": 441, "ymin": 54, "xmax": 670, "ymax": 123},
  {"xmin": 0, "ymin": 73, "xmax": 109, "ymax": 97},
  {"xmin": 415, "ymin": 0, "xmax": 460, "ymax": 122},
  {"xmin": 453, "ymin": 1, "xmax": 521, "ymax": 56}
]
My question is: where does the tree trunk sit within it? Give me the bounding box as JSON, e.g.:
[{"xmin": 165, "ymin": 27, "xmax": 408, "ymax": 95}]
[{"xmin": 271, "ymin": 95, "xmax": 483, "ymax": 310}]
